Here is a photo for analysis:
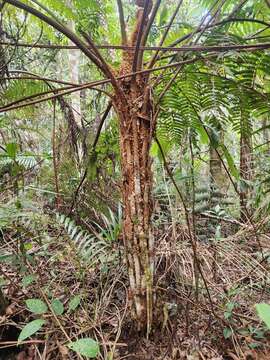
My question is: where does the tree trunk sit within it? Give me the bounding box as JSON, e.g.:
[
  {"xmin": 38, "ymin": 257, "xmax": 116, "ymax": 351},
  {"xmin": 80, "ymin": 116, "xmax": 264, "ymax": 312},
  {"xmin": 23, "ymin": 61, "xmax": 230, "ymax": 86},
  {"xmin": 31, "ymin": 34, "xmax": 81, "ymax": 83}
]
[
  {"xmin": 210, "ymin": 146, "xmax": 223, "ymax": 190},
  {"xmin": 67, "ymin": 1, "xmax": 81, "ymax": 129},
  {"xmin": 114, "ymin": 75, "xmax": 154, "ymax": 334},
  {"xmin": 66, "ymin": 0, "xmax": 84, "ymax": 166},
  {"xmin": 209, "ymin": 130, "xmax": 227, "ymax": 193},
  {"xmin": 240, "ymin": 125, "xmax": 253, "ymax": 222},
  {"xmin": 0, "ymin": 9, "xmax": 8, "ymax": 89},
  {"xmin": 110, "ymin": 1, "xmax": 155, "ymax": 334}
]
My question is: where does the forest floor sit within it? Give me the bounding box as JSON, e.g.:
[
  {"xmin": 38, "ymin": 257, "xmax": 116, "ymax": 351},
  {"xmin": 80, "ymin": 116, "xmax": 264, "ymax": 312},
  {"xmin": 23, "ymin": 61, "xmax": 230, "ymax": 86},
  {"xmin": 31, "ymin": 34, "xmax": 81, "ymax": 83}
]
[{"xmin": 1, "ymin": 209, "xmax": 270, "ymax": 360}]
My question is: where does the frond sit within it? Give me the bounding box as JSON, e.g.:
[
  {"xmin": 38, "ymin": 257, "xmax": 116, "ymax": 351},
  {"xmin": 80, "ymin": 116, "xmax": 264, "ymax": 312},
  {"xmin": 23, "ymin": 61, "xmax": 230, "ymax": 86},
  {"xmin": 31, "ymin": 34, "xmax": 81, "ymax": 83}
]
[{"xmin": 56, "ymin": 213, "xmax": 112, "ymax": 264}]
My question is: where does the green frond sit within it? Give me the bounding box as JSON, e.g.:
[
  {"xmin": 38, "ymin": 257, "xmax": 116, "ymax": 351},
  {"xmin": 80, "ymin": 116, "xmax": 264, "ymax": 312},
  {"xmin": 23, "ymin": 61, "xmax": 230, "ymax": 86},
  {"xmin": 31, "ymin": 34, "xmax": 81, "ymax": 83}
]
[{"xmin": 56, "ymin": 213, "xmax": 114, "ymax": 265}]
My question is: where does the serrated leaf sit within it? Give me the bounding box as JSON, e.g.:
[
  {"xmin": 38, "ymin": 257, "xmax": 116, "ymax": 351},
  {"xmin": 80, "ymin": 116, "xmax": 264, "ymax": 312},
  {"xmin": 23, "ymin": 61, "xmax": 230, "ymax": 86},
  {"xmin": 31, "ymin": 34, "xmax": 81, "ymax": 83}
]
[
  {"xmin": 255, "ymin": 303, "xmax": 270, "ymax": 329},
  {"xmin": 26, "ymin": 299, "xmax": 48, "ymax": 314},
  {"xmin": 67, "ymin": 338, "xmax": 99, "ymax": 358},
  {"xmin": 22, "ymin": 274, "xmax": 36, "ymax": 288},
  {"xmin": 51, "ymin": 299, "xmax": 64, "ymax": 315},
  {"xmin": 18, "ymin": 319, "xmax": 46, "ymax": 342},
  {"xmin": 68, "ymin": 295, "xmax": 81, "ymax": 312}
]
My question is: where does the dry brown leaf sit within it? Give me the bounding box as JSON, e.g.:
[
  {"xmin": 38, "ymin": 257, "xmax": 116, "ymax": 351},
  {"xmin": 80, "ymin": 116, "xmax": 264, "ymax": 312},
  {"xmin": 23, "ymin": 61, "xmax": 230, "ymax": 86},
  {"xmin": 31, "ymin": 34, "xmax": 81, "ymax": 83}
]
[
  {"xmin": 57, "ymin": 340, "xmax": 69, "ymax": 360},
  {"xmin": 5, "ymin": 303, "xmax": 16, "ymax": 316}
]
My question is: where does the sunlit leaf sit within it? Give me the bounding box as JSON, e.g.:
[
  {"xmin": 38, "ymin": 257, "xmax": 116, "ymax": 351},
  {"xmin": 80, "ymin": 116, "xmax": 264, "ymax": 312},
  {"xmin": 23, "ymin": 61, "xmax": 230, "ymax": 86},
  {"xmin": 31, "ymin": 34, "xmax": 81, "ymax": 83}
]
[
  {"xmin": 67, "ymin": 338, "xmax": 99, "ymax": 358},
  {"xmin": 26, "ymin": 299, "xmax": 48, "ymax": 314},
  {"xmin": 255, "ymin": 303, "xmax": 270, "ymax": 329},
  {"xmin": 18, "ymin": 319, "xmax": 46, "ymax": 342}
]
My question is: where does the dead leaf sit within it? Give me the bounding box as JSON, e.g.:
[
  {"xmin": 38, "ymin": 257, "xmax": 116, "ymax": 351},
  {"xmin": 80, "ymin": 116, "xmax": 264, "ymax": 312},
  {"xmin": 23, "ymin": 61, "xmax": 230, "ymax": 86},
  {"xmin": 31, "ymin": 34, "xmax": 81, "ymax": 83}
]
[
  {"xmin": 57, "ymin": 340, "xmax": 69, "ymax": 359},
  {"xmin": 16, "ymin": 351, "xmax": 28, "ymax": 360},
  {"xmin": 5, "ymin": 303, "xmax": 16, "ymax": 316}
]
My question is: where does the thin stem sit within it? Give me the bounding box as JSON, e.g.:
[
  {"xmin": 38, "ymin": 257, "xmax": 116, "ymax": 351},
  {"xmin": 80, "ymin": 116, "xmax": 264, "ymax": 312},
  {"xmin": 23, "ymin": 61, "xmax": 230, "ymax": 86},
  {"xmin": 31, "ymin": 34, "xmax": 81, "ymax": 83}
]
[
  {"xmin": 52, "ymin": 100, "xmax": 61, "ymax": 209},
  {"xmin": 148, "ymin": 0, "xmax": 183, "ymax": 69},
  {"xmin": 0, "ymin": 56, "xmax": 202, "ymax": 113},
  {"xmin": 1, "ymin": 41, "xmax": 270, "ymax": 52},
  {"xmin": 116, "ymin": 0, "xmax": 127, "ymax": 46},
  {"xmin": 138, "ymin": 0, "xmax": 162, "ymax": 69},
  {"xmin": 81, "ymin": 31, "xmax": 122, "ymax": 94},
  {"xmin": 92, "ymin": 101, "xmax": 112, "ymax": 149},
  {"xmin": 132, "ymin": 0, "xmax": 152, "ymax": 73}
]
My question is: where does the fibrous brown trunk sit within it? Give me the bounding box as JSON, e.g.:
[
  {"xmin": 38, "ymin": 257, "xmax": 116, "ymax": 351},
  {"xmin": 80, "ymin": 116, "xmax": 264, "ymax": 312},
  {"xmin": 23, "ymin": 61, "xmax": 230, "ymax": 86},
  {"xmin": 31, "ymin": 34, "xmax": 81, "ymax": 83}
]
[
  {"xmin": 114, "ymin": 57, "xmax": 154, "ymax": 333},
  {"xmin": 111, "ymin": 1, "xmax": 155, "ymax": 334}
]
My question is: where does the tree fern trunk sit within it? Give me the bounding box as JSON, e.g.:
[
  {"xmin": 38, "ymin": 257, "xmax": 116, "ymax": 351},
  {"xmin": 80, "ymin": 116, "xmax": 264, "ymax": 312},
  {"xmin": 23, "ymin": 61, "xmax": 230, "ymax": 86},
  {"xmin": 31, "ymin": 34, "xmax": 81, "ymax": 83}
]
[{"xmin": 114, "ymin": 80, "xmax": 154, "ymax": 334}]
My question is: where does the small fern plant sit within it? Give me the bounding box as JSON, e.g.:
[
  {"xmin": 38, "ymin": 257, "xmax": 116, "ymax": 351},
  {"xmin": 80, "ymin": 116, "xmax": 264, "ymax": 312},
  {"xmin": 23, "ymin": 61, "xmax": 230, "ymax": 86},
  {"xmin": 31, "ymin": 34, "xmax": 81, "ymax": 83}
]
[{"xmin": 56, "ymin": 207, "xmax": 121, "ymax": 265}]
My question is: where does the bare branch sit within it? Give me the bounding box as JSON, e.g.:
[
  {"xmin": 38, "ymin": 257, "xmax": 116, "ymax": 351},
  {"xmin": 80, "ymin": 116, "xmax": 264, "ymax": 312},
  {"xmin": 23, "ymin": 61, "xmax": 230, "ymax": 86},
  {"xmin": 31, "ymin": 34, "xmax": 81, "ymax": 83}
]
[
  {"xmin": 92, "ymin": 101, "xmax": 112, "ymax": 149},
  {"xmin": 116, "ymin": 0, "xmax": 127, "ymax": 46},
  {"xmin": 132, "ymin": 0, "xmax": 153, "ymax": 73},
  {"xmin": 169, "ymin": 16, "xmax": 269, "ymax": 48},
  {"xmin": 148, "ymin": 0, "xmax": 183, "ymax": 69},
  {"xmin": 0, "ymin": 57, "xmax": 203, "ymax": 113},
  {"xmin": 8, "ymin": 70, "xmax": 80, "ymax": 86},
  {"xmin": 81, "ymin": 31, "xmax": 122, "ymax": 94},
  {"xmin": 2, "ymin": 27, "xmax": 270, "ymax": 51},
  {"xmin": 137, "ymin": 0, "xmax": 162, "ymax": 69},
  {"xmin": 2, "ymin": 32, "xmax": 270, "ymax": 114}
]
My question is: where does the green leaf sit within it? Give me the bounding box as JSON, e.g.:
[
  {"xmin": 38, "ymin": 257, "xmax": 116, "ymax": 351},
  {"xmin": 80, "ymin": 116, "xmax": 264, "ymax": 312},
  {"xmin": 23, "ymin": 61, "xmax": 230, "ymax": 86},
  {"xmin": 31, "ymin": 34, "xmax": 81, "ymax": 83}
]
[
  {"xmin": 68, "ymin": 295, "xmax": 81, "ymax": 312},
  {"xmin": 158, "ymin": 6, "xmax": 168, "ymax": 26},
  {"xmin": 226, "ymin": 302, "xmax": 236, "ymax": 312},
  {"xmin": 224, "ymin": 311, "xmax": 231, "ymax": 320},
  {"xmin": 196, "ymin": 124, "xmax": 209, "ymax": 145},
  {"xmin": 0, "ymin": 254, "xmax": 15, "ymax": 263},
  {"xmin": 223, "ymin": 327, "xmax": 233, "ymax": 339},
  {"xmin": 24, "ymin": 243, "xmax": 33, "ymax": 251},
  {"xmin": 0, "ymin": 277, "xmax": 7, "ymax": 287},
  {"xmin": 255, "ymin": 303, "xmax": 270, "ymax": 329},
  {"xmin": 26, "ymin": 299, "xmax": 48, "ymax": 314},
  {"xmin": 51, "ymin": 299, "xmax": 64, "ymax": 315},
  {"xmin": 87, "ymin": 151, "xmax": 97, "ymax": 181},
  {"xmin": 150, "ymin": 138, "xmax": 172, "ymax": 162},
  {"xmin": 18, "ymin": 319, "xmax": 46, "ymax": 342},
  {"xmin": 22, "ymin": 274, "xmax": 37, "ymax": 288},
  {"xmin": 221, "ymin": 145, "xmax": 239, "ymax": 179},
  {"xmin": 67, "ymin": 338, "xmax": 99, "ymax": 358},
  {"xmin": 6, "ymin": 142, "xmax": 18, "ymax": 159}
]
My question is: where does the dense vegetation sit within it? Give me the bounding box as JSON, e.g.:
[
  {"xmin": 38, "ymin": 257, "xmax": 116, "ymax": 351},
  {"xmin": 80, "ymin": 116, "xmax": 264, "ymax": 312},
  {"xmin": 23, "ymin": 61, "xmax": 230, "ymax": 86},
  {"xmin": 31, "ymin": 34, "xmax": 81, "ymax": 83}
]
[{"xmin": 1, "ymin": 0, "xmax": 270, "ymax": 359}]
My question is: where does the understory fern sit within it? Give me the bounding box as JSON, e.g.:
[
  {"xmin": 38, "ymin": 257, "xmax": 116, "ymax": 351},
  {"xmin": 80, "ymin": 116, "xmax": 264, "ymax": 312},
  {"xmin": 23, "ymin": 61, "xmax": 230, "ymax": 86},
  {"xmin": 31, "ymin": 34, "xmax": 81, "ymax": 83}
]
[
  {"xmin": 194, "ymin": 186, "xmax": 234, "ymax": 241},
  {"xmin": 56, "ymin": 213, "xmax": 112, "ymax": 264}
]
